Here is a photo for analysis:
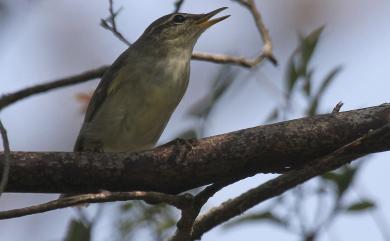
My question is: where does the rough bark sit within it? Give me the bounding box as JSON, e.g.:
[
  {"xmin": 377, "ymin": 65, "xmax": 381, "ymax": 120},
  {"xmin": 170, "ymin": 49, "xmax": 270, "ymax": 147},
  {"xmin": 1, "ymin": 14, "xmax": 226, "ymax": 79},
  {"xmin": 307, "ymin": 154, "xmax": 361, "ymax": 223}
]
[{"xmin": 1, "ymin": 104, "xmax": 389, "ymax": 194}]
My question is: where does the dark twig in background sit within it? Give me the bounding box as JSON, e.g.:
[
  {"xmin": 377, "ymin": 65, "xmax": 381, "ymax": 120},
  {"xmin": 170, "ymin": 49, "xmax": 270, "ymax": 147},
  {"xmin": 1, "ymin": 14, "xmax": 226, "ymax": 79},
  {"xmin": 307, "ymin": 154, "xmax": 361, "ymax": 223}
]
[
  {"xmin": 0, "ymin": 66, "xmax": 108, "ymax": 111},
  {"xmin": 174, "ymin": 0, "xmax": 185, "ymax": 13},
  {"xmin": 169, "ymin": 181, "xmax": 233, "ymax": 241},
  {"xmin": 100, "ymin": 0, "xmax": 131, "ymax": 46},
  {"xmin": 232, "ymin": 0, "xmax": 277, "ymax": 65},
  {"xmin": 0, "ymin": 191, "xmax": 187, "ymax": 220},
  {"xmin": 0, "ymin": 120, "xmax": 10, "ymax": 196}
]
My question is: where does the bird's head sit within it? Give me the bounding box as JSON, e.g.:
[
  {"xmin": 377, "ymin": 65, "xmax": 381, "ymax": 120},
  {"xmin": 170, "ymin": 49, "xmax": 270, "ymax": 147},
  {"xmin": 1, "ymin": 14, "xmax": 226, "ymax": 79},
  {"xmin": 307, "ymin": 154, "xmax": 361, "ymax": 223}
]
[{"xmin": 137, "ymin": 7, "xmax": 229, "ymax": 50}]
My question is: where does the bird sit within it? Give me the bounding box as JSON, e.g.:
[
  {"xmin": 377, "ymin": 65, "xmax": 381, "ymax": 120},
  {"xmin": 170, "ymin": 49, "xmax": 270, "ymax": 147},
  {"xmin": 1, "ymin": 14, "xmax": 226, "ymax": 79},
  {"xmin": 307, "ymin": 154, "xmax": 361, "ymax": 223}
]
[{"xmin": 74, "ymin": 8, "xmax": 229, "ymax": 153}]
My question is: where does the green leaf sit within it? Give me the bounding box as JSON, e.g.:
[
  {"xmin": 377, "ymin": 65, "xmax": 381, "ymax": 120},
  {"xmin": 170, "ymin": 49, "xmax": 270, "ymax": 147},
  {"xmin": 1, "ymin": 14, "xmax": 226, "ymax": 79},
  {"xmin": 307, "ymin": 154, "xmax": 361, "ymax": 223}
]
[
  {"xmin": 320, "ymin": 166, "xmax": 357, "ymax": 198},
  {"xmin": 307, "ymin": 97, "xmax": 319, "ymax": 116},
  {"xmin": 306, "ymin": 67, "xmax": 342, "ymax": 116},
  {"xmin": 316, "ymin": 66, "xmax": 342, "ymax": 97},
  {"xmin": 286, "ymin": 57, "xmax": 299, "ymax": 95},
  {"xmin": 176, "ymin": 129, "xmax": 198, "ymax": 139},
  {"xmin": 300, "ymin": 26, "xmax": 325, "ymax": 65},
  {"xmin": 118, "ymin": 201, "xmax": 177, "ymax": 240},
  {"xmin": 211, "ymin": 69, "xmax": 236, "ymax": 102},
  {"xmin": 265, "ymin": 108, "xmax": 279, "ymax": 122},
  {"xmin": 303, "ymin": 70, "xmax": 313, "ymax": 96},
  {"xmin": 63, "ymin": 219, "xmax": 91, "ymax": 241},
  {"xmin": 187, "ymin": 97, "xmax": 211, "ymax": 118},
  {"xmin": 285, "ymin": 26, "xmax": 325, "ymax": 98},
  {"xmin": 120, "ymin": 202, "xmax": 134, "ymax": 211},
  {"xmin": 224, "ymin": 211, "xmax": 287, "ymax": 229},
  {"xmin": 187, "ymin": 66, "xmax": 236, "ymax": 118},
  {"xmin": 344, "ymin": 200, "xmax": 376, "ymax": 212}
]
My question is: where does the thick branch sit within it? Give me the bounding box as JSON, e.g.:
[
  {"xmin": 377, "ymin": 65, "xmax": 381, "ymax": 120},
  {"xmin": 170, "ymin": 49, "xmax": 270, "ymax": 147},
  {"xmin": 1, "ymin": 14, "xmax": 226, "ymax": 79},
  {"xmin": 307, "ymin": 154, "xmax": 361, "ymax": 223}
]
[
  {"xmin": 1, "ymin": 104, "xmax": 389, "ymax": 194},
  {"xmin": 191, "ymin": 123, "xmax": 390, "ymax": 239}
]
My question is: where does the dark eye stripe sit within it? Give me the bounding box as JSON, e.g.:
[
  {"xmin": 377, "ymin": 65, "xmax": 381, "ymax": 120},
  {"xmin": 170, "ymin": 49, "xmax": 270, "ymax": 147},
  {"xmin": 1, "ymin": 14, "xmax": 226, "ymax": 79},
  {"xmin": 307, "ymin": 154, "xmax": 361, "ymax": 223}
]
[{"xmin": 173, "ymin": 14, "xmax": 186, "ymax": 23}]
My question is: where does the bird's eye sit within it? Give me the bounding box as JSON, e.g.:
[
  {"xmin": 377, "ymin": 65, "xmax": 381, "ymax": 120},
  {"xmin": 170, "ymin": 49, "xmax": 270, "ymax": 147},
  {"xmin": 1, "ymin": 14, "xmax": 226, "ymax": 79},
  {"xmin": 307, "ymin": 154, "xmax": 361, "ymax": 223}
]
[{"xmin": 173, "ymin": 14, "xmax": 186, "ymax": 24}]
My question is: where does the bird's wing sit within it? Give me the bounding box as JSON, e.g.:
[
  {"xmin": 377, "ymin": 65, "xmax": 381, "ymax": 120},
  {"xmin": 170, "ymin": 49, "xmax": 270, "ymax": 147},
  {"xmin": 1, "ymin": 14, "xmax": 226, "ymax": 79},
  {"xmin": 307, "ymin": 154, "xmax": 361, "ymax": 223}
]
[
  {"xmin": 74, "ymin": 49, "xmax": 131, "ymax": 151},
  {"xmin": 83, "ymin": 49, "xmax": 130, "ymax": 123}
]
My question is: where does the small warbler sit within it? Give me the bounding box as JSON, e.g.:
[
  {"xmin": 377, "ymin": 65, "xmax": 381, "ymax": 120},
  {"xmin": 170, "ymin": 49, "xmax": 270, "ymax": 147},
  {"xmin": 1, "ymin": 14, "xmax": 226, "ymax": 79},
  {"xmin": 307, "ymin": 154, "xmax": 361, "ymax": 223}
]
[{"xmin": 74, "ymin": 8, "xmax": 229, "ymax": 152}]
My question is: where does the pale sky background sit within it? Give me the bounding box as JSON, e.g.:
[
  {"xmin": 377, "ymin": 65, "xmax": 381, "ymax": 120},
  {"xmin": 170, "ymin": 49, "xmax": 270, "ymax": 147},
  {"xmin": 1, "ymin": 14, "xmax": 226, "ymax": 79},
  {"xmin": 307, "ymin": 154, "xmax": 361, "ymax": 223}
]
[{"xmin": 0, "ymin": 0, "xmax": 390, "ymax": 241}]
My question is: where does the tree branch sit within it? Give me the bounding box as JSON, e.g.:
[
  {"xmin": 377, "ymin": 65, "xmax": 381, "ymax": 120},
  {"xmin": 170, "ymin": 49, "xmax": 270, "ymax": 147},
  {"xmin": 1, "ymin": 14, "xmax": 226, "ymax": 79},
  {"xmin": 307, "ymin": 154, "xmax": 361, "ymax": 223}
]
[
  {"xmin": 0, "ymin": 191, "xmax": 187, "ymax": 220},
  {"xmin": 100, "ymin": 0, "xmax": 131, "ymax": 46},
  {"xmin": 232, "ymin": 0, "xmax": 277, "ymax": 65},
  {"xmin": 0, "ymin": 104, "xmax": 389, "ymax": 194},
  {"xmin": 191, "ymin": 122, "xmax": 390, "ymax": 239},
  {"xmin": 0, "ymin": 66, "xmax": 108, "ymax": 110},
  {"xmin": 0, "ymin": 120, "xmax": 10, "ymax": 196},
  {"xmin": 168, "ymin": 180, "xmax": 235, "ymax": 241}
]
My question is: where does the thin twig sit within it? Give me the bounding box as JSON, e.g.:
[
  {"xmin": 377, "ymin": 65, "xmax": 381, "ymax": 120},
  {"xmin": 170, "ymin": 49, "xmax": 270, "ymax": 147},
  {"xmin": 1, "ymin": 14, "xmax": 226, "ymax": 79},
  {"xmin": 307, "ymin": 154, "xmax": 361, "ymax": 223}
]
[
  {"xmin": 0, "ymin": 66, "xmax": 108, "ymax": 111},
  {"xmin": 169, "ymin": 194, "xmax": 198, "ymax": 241},
  {"xmin": 100, "ymin": 0, "xmax": 131, "ymax": 46},
  {"xmin": 174, "ymin": 0, "xmax": 185, "ymax": 13},
  {"xmin": 191, "ymin": 123, "xmax": 390, "ymax": 240},
  {"xmin": 0, "ymin": 191, "xmax": 187, "ymax": 220},
  {"xmin": 0, "ymin": 120, "xmax": 10, "ymax": 197},
  {"xmin": 332, "ymin": 101, "xmax": 343, "ymax": 113},
  {"xmin": 233, "ymin": 0, "xmax": 277, "ymax": 65},
  {"xmin": 169, "ymin": 180, "xmax": 239, "ymax": 240},
  {"xmin": 191, "ymin": 52, "xmax": 267, "ymax": 68}
]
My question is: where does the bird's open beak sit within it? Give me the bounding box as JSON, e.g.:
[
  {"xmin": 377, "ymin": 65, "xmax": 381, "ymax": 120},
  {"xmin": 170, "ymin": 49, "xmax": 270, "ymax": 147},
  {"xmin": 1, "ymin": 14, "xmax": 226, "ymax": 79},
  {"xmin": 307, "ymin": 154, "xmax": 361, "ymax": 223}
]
[{"xmin": 196, "ymin": 7, "xmax": 230, "ymax": 29}]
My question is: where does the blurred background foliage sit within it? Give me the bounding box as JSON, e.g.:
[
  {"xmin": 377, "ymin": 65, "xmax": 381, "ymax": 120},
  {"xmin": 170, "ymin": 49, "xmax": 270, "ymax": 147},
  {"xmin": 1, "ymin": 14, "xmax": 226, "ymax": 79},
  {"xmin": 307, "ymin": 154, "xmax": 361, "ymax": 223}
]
[{"xmin": 1, "ymin": 0, "xmax": 390, "ymax": 241}]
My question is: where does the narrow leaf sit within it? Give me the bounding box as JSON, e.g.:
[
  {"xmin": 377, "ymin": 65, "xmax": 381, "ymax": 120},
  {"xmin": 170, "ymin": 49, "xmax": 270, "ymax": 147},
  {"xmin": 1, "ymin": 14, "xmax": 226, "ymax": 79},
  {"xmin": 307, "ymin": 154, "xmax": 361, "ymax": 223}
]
[
  {"xmin": 224, "ymin": 211, "xmax": 287, "ymax": 229},
  {"xmin": 63, "ymin": 219, "xmax": 91, "ymax": 241},
  {"xmin": 317, "ymin": 66, "xmax": 342, "ymax": 97},
  {"xmin": 344, "ymin": 200, "xmax": 375, "ymax": 212}
]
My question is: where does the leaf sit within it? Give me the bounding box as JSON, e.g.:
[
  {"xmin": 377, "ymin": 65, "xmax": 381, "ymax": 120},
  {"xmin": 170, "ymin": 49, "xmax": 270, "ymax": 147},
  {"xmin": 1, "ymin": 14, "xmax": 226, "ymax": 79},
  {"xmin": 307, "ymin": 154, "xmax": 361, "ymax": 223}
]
[
  {"xmin": 187, "ymin": 97, "xmax": 212, "ymax": 118},
  {"xmin": 63, "ymin": 219, "xmax": 91, "ymax": 241},
  {"xmin": 300, "ymin": 26, "xmax": 325, "ymax": 66},
  {"xmin": 303, "ymin": 70, "xmax": 313, "ymax": 96},
  {"xmin": 188, "ymin": 65, "xmax": 236, "ymax": 119},
  {"xmin": 344, "ymin": 200, "xmax": 376, "ymax": 213},
  {"xmin": 211, "ymin": 69, "xmax": 236, "ymax": 102},
  {"xmin": 321, "ymin": 166, "xmax": 357, "ymax": 198},
  {"xmin": 265, "ymin": 108, "xmax": 279, "ymax": 122},
  {"xmin": 307, "ymin": 97, "xmax": 319, "ymax": 116},
  {"xmin": 316, "ymin": 66, "xmax": 342, "ymax": 97},
  {"xmin": 120, "ymin": 202, "xmax": 134, "ymax": 211},
  {"xmin": 286, "ymin": 57, "xmax": 299, "ymax": 95},
  {"xmin": 224, "ymin": 211, "xmax": 287, "ymax": 229},
  {"xmin": 176, "ymin": 129, "xmax": 198, "ymax": 139},
  {"xmin": 285, "ymin": 26, "xmax": 325, "ymax": 98},
  {"xmin": 306, "ymin": 66, "xmax": 343, "ymax": 115},
  {"xmin": 118, "ymin": 201, "xmax": 177, "ymax": 240}
]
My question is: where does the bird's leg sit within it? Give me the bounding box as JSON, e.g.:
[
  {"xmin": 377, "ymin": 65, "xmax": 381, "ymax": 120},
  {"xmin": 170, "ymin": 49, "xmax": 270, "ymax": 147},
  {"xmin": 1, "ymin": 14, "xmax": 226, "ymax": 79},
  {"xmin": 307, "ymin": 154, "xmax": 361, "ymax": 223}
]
[{"xmin": 161, "ymin": 138, "xmax": 194, "ymax": 164}]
